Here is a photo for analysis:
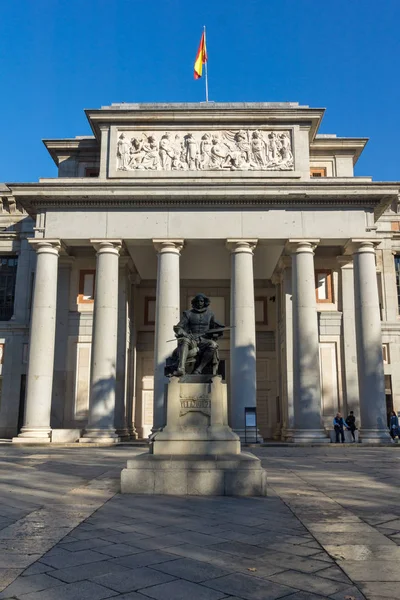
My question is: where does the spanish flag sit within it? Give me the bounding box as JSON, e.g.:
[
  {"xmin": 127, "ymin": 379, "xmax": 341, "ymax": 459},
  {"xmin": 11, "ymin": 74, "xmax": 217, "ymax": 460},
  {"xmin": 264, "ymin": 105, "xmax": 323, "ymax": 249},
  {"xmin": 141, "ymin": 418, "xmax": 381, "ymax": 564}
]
[{"xmin": 194, "ymin": 31, "xmax": 207, "ymax": 79}]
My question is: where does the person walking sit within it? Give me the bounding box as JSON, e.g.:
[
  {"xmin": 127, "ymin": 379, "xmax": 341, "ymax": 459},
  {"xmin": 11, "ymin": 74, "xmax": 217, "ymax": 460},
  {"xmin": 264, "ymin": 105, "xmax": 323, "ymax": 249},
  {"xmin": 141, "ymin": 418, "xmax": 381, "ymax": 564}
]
[
  {"xmin": 345, "ymin": 411, "xmax": 357, "ymax": 442},
  {"xmin": 389, "ymin": 410, "xmax": 400, "ymax": 442},
  {"xmin": 333, "ymin": 412, "xmax": 347, "ymax": 443}
]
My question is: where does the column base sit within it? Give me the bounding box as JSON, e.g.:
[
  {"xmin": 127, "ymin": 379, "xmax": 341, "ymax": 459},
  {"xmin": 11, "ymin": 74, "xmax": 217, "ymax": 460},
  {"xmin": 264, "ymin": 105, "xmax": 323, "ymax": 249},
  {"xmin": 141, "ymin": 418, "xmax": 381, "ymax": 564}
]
[
  {"xmin": 79, "ymin": 429, "xmax": 120, "ymax": 444},
  {"xmin": 128, "ymin": 426, "xmax": 138, "ymax": 440},
  {"xmin": 289, "ymin": 428, "xmax": 330, "ymax": 443},
  {"xmin": 115, "ymin": 427, "xmax": 130, "ymax": 441},
  {"xmin": 234, "ymin": 429, "xmax": 264, "ymax": 444},
  {"xmin": 12, "ymin": 427, "xmax": 51, "ymax": 444},
  {"xmin": 360, "ymin": 429, "xmax": 392, "ymax": 444}
]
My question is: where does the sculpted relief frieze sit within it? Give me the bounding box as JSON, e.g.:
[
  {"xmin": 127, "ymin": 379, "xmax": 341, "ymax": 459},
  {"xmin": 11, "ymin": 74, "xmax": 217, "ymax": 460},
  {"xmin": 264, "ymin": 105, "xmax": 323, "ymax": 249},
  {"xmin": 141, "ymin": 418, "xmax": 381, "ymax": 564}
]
[{"xmin": 116, "ymin": 129, "xmax": 294, "ymax": 172}]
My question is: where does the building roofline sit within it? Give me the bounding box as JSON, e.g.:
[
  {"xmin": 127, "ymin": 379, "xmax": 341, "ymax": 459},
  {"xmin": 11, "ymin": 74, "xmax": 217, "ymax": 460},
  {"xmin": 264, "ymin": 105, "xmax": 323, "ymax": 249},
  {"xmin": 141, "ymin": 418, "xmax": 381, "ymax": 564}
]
[
  {"xmin": 310, "ymin": 137, "xmax": 369, "ymax": 165},
  {"xmin": 84, "ymin": 105, "xmax": 326, "ymax": 142}
]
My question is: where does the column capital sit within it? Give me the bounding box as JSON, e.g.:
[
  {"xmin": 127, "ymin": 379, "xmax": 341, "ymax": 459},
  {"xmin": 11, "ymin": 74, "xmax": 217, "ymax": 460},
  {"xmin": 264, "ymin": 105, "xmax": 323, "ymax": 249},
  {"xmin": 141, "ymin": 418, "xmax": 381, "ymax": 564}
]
[
  {"xmin": 153, "ymin": 239, "xmax": 184, "ymax": 254},
  {"xmin": 344, "ymin": 239, "xmax": 381, "ymax": 256},
  {"xmin": 28, "ymin": 239, "xmax": 63, "ymax": 256},
  {"xmin": 286, "ymin": 239, "xmax": 320, "ymax": 254},
  {"xmin": 336, "ymin": 255, "xmax": 353, "ymax": 269},
  {"xmin": 90, "ymin": 239, "xmax": 122, "ymax": 254},
  {"xmin": 226, "ymin": 239, "xmax": 257, "ymax": 254}
]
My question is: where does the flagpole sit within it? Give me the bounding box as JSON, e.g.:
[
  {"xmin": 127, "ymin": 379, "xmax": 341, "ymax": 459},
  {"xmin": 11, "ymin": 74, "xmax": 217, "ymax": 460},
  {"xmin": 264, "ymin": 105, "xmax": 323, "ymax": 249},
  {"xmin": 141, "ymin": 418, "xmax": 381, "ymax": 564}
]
[{"xmin": 203, "ymin": 25, "xmax": 209, "ymax": 102}]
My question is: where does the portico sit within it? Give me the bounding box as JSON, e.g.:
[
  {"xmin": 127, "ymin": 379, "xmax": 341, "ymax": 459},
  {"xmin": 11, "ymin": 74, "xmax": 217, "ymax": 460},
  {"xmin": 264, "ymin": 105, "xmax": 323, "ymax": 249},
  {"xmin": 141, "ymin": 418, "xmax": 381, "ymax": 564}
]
[{"xmin": 3, "ymin": 102, "xmax": 397, "ymax": 444}]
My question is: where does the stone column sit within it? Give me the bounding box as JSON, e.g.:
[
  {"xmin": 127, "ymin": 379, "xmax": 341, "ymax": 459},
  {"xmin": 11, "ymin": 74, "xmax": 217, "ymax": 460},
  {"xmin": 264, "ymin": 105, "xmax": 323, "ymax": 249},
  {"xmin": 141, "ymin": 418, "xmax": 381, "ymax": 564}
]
[
  {"xmin": 81, "ymin": 240, "xmax": 122, "ymax": 443},
  {"xmin": 12, "ymin": 235, "xmax": 34, "ymax": 323},
  {"xmin": 114, "ymin": 260, "xmax": 130, "ymax": 440},
  {"xmin": 227, "ymin": 239, "xmax": 259, "ymax": 438},
  {"xmin": 153, "ymin": 240, "xmax": 184, "ymax": 431},
  {"xmin": 13, "ymin": 240, "xmax": 61, "ymax": 443},
  {"xmin": 353, "ymin": 241, "xmax": 390, "ymax": 442},
  {"xmin": 290, "ymin": 240, "xmax": 328, "ymax": 442},
  {"xmin": 337, "ymin": 256, "xmax": 360, "ymax": 415}
]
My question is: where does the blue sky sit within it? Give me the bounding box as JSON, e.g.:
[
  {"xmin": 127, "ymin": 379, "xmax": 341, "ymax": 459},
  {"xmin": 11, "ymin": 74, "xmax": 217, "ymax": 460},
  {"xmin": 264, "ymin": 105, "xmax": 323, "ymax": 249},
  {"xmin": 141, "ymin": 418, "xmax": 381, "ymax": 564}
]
[{"xmin": 0, "ymin": 0, "xmax": 398, "ymax": 182}]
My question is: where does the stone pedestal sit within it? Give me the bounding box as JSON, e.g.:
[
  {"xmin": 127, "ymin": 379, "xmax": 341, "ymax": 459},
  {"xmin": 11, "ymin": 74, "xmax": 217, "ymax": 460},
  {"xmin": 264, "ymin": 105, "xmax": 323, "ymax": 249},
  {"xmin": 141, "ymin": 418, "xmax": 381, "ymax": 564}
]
[{"xmin": 121, "ymin": 375, "xmax": 267, "ymax": 496}]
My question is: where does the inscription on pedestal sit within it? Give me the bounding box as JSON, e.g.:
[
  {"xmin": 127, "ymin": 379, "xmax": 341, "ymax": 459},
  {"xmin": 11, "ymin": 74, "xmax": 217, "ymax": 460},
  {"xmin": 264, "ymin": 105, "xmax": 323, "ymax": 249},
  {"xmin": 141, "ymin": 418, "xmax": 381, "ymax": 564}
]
[{"xmin": 179, "ymin": 396, "xmax": 211, "ymax": 417}]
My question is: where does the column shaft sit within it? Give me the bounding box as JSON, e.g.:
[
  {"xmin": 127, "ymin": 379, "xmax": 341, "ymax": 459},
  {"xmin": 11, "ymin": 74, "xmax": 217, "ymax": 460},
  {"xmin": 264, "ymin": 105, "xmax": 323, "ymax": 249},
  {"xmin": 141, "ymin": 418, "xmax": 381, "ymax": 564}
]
[
  {"xmin": 291, "ymin": 241, "xmax": 328, "ymax": 442},
  {"xmin": 353, "ymin": 242, "xmax": 390, "ymax": 441},
  {"xmin": 82, "ymin": 240, "xmax": 121, "ymax": 442},
  {"xmin": 153, "ymin": 240, "xmax": 183, "ymax": 431},
  {"xmin": 13, "ymin": 240, "xmax": 61, "ymax": 443},
  {"xmin": 338, "ymin": 257, "xmax": 360, "ymax": 415},
  {"xmin": 228, "ymin": 240, "xmax": 258, "ymax": 437}
]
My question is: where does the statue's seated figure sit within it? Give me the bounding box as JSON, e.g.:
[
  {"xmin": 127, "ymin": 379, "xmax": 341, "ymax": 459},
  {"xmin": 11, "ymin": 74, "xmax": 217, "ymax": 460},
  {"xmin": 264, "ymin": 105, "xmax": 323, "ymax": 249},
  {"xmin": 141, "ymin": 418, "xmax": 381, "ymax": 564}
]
[{"xmin": 165, "ymin": 293, "xmax": 224, "ymax": 377}]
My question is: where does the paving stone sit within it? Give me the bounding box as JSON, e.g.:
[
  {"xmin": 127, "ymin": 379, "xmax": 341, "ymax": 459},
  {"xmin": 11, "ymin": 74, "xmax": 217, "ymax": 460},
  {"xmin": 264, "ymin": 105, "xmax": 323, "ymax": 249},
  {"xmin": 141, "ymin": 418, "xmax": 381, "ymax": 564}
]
[
  {"xmin": 150, "ymin": 557, "xmax": 233, "ymax": 582},
  {"xmin": 0, "ymin": 555, "xmax": 41, "ymax": 569},
  {"xmin": 311, "ymin": 552, "xmax": 335, "ymax": 563},
  {"xmin": 0, "ymin": 573, "xmax": 62, "ymax": 598},
  {"xmin": 269, "ymin": 570, "xmax": 355, "ymax": 596},
  {"xmin": 314, "ymin": 565, "xmax": 352, "ymax": 584},
  {"xmin": 116, "ymin": 534, "xmax": 187, "ymax": 551},
  {"xmin": 323, "ymin": 544, "xmax": 400, "ymax": 562},
  {"xmin": 111, "ymin": 550, "xmax": 178, "ymax": 569},
  {"xmin": 0, "ymin": 569, "xmax": 24, "ymax": 592},
  {"xmin": 93, "ymin": 566, "xmax": 176, "ymax": 593},
  {"xmin": 374, "ymin": 518, "xmax": 400, "ymax": 530},
  {"xmin": 358, "ymin": 581, "xmax": 399, "ymax": 598},
  {"xmin": 8, "ymin": 580, "xmax": 119, "ymax": 599},
  {"xmin": 97, "ymin": 532, "xmax": 150, "ymax": 545},
  {"xmin": 21, "ymin": 564, "xmax": 54, "ymax": 577},
  {"xmin": 39, "ymin": 548, "xmax": 107, "ymax": 569},
  {"xmin": 311, "ymin": 532, "xmax": 391, "ymax": 546},
  {"xmin": 96, "ymin": 543, "xmax": 147, "ymax": 558},
  {"xmin": 203, "ymin": 572, "xmax": 296, "ymax": 600},
  {"xmin": 283, "ymin": 593, "xmax": 326, "ymax": 600},
  {"xmin": 46, "ymin": 560, "xmax": 131, "ymax": 583},
  {"xmin": 139, "ymin": 578, "xmax": 229, "ymax": 600},
  {"xmin": 262, "ymin": 542, "xmax": 321, "ymax": 557},
  {"xmin": 113, "ymin": 594, "xmax": 154, "ymax": 600},
  {"xmin": 338, "ymin": 560, "xmax": 400, "ymax": 582},
  {"xmin": 329, "ymin": 585, "xmax": 367, "ymax": 599},
  {"xmin": 62, "ymin": 538, "xmax": 115, "ymax": 552},
  {"xmin": 255, "ymin": 550, "xmax": 330, "ymax": 574},
  {"xmin": 207, "ymin": 541, "xmax": 269, "ymax": 559}
]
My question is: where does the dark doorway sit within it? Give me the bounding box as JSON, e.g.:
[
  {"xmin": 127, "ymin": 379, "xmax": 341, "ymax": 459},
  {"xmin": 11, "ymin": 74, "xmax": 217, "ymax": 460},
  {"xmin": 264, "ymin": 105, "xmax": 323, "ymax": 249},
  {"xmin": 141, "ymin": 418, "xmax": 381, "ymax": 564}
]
[
  {"xmin": 17, "ymin": 375, "xmax": 26, "ymax": 433},
  {"xmin": 385, "ymin": 375, "xmax": 393, "ymax": 427}
]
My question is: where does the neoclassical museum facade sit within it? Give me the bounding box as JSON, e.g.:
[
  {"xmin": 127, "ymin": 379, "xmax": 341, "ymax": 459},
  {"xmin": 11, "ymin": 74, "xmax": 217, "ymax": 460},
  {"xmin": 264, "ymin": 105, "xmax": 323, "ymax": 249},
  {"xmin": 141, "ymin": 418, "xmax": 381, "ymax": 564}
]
[{"xmin": 0, "ymin": 101, "xmax": 399, "ymax": 443}]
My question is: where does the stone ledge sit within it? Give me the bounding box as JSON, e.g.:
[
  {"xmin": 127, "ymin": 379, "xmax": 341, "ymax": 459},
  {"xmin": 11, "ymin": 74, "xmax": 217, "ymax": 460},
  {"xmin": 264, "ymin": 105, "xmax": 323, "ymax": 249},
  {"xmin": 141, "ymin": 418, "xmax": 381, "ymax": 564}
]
[{"xmin": 121, "ymin": 451, "xmax": 267, "ymax": 496}]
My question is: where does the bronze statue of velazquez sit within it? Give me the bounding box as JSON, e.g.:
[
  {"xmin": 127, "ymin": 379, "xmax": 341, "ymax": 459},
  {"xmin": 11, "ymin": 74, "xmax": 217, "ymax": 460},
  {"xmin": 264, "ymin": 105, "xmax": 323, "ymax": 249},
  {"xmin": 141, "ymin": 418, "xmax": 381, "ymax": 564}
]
[{"xmin": 165, "ymin": 293, "xmax": 225, "ymax": 377}]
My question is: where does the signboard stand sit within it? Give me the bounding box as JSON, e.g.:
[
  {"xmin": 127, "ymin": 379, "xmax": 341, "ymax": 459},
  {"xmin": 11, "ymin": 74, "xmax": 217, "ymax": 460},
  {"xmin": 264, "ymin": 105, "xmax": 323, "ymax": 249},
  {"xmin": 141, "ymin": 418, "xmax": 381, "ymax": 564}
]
[{"xmin": 244, "ymin": 407, "xmax": 259, "ymax": 444}]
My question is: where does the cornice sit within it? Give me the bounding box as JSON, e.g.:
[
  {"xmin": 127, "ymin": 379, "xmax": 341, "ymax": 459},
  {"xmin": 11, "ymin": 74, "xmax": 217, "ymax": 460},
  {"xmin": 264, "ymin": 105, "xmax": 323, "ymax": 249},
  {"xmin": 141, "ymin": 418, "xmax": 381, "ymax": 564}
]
[
  {"xmin": 85, "ymin": 106, "xmax": 325, "ymax": 142},
  {"xmin": 43, "ymin": 137, "xmax": 99, "ymax": 167},
  {"xmin": 310, "ymin": 137, "xmax": 368, "ymax": 165},
  {"xmin": 7, "ymin": 180, "xmax": 399, "ymax": 216}
]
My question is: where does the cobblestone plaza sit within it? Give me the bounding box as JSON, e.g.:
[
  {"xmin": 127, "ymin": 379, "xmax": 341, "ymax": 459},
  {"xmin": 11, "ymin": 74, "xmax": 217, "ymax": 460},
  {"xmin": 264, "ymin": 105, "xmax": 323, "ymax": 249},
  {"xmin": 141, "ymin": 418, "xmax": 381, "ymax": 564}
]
[{"xmin": 0, "ymin": 445, "xmax": 399, "ymax": 600}]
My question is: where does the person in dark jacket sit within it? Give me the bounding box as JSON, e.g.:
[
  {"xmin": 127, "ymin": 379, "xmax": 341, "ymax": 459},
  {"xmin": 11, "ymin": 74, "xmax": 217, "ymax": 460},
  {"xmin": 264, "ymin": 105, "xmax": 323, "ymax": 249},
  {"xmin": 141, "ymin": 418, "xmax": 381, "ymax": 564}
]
[
  {"xmin": 389, "ymin": 411, "xmax": 400, "ymax": 442},
  {"xmin": 333, "ymin": 412, "xmax": 347, "ymax": 443},
  {"xmin": 345, "ymin": 411, "xmax": 357, "ymax": 442}
]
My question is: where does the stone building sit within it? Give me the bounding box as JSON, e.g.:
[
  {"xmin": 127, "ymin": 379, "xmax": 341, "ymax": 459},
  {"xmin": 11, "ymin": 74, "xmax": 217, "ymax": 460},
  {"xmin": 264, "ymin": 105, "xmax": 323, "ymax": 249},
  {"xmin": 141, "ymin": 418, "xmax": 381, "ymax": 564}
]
[{"xmin": 0, "ymin": 102, "xmax": 399, "ymax": 443}]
